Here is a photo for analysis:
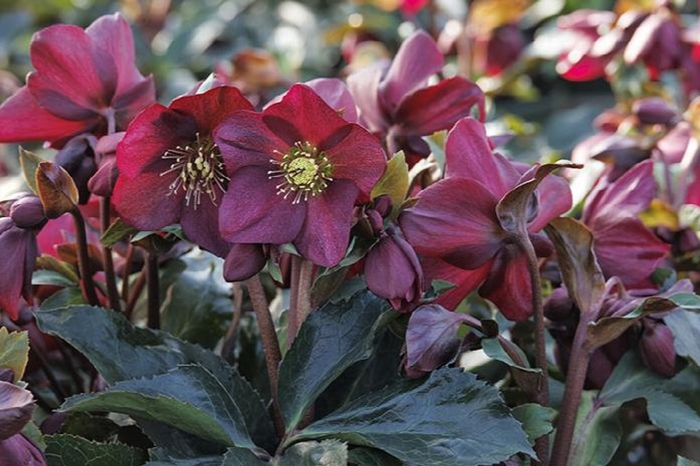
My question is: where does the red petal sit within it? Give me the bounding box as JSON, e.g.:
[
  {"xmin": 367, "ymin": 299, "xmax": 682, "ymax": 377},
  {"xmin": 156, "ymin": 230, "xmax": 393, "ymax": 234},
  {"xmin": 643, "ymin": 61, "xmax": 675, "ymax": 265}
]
[
  {"xmin": 425, "ymin": 258, "xmax": 492, "ymax": 311},
  {"xmin": 219, "ymin": 166, "xmax": 305, "ymax": 245},
  {"xmin": 170, "ymin": 86, "xmax": 253, "ymax": 135},
  {"xmin": 0, "ymin": 220, "xmax": 34, "ymax": 320},
  {"xmin": 393, "ymin": 77, "xmax": 484, "ymax": 136},
  {"xmin": 347, "ymin": 64, "xmax": 388, "ymax": 133},
  {"xmin": 180, "ymin": 192, "xmax": 231, "ymax": 258},
  {"xmin": 399, "ymin": 177, "xmax": 503, "ymax": 269},
  {"xmin": 0, "ymin": 87, "xmax": 95, "ymax": 144},
  {"xmin": 294, "ymin": 180, "xmax": 359, "ymax": 267},
  {"xmin": 480, "ymin": 245, "xmax": 533, "ymax": 321},
  {"xmin": 379, "ymin": 31, "xmax": 443, "ymax": 111},
  {"xmin": 112, "ymin": 171, "xmax": 181, "ymax": 231}
]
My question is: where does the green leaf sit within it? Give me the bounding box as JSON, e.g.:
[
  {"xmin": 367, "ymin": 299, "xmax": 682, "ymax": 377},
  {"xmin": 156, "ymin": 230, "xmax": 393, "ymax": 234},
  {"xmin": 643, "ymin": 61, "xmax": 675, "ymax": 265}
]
[
  {"xmin": 295, "ymin": 367, "xmax": 534, "ymax": 466},
  {"xmin": 161, "ymin": 266, "xmax": 231, "ymax": 349},
  {"xmin": 101, "ymin": 218, "xmax": 137, "ymax": 248},
  {"xmin": 61, "ymin": 364, "xmax": 255, "ymax": 449},
  {"xmin": 31, "ymin": 269, "xmax": 79, "ymax": 287},
  {"xmin": 568, "ymin": 391, "xmax": 621, "ymax": 466},
  {"xmin": 36, "ymin": 306, "xmax": 274, "ymax": 452},
  {"xmin": 347, "ymin": 448, "xmax": 401, "ymax": 466},
  {"xmin": 18, "ymin": 146, "xmax": 42, "ymax": 195},
  {"xmin": 277, "ymin": 290, "xmax": 392, "ymax": 431},
  {"xmin": 40, "ymin": 287, "xmax": 85, "ymax": 311},
  {"xmin": 678, "ymin": 457, "xmax": 700, "ymax": 466},
  {"xmin": 221, "ymin": 447, "xmax": 269, "ymax": 465},
  {"xmin": 665, "ymin": 308, "xmax": 700, "ymax": 367},
  {"xmin": 511, "ymin": 403, "xmax": 555, "ymax": 445},
  {"xmin": 0, "ymin": 327, "xmax": 29, "ymax": 382},
  {"xmin": 586, "ymin": 297, "xmax": 677, "ymax": 350},
  {"xmin": 370, "ymin": 151, "xmax": 409, "ymax": 218},
  {"xmin": 544, "ymin": 218, "xmax": 605, "ymax": 317},
  {"xmin": 44, "ymin": 434, "xmax": 147, "ymax": 466},
  {"xmin": 275, "ymin": 440, "xmax": 347, "ymax": 465}
]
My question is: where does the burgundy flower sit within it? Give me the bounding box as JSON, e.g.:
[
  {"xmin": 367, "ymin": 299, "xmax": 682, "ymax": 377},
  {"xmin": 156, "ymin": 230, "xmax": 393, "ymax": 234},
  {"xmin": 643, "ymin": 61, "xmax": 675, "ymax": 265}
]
[
  {"xmin": 347, "ymin": 30, "xmax": 484, "ymax": 164},
  {"xmin": 214, "ymin": 84, "xmax": 386, "ymax": 267},
  {"xmin": 0, "ymin": 13, "xmax": 155, "ymax": 147},
  {"xmin": 113, "ymin": 86, "xmax": 254, "ymax": 257},
  {"xmin": 624, "ymin": 10, "xmax": 683, "ymax": 80},
  {"xmin": 400, "ymin": 118, "xmax": 572, "ymax": 321},
  {"xmin": 581, "ymin": 160, "xmax": 670, "ymax": 289}
]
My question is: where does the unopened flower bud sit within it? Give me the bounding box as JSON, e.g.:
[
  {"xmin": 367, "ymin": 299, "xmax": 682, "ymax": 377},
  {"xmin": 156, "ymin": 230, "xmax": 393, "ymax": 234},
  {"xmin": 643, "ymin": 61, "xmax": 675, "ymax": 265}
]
[
  {"xmin": 639, "ymin": 319, "xmax": 676, "ymax": 376},
  {"xmin": 88, "ymin": 156, "xmax": 119, "ymax": 197},
  {"xmin": 35, "ymin": 161, "xmax": 79, "ymax": 219},
  {"xmin": 9, "ymin": 196, "xmax": 46, "ymax": 230},
  {"xmin": 632, "ymin": 97, "xmax": 678, "ymax": 126},
  {"xmin": 544, "ymin": 287, "xmax": 576, "ymax": 321},
  {"xmin": 55, "ymin": 134, "xmax": 98, "ymax": 204}
]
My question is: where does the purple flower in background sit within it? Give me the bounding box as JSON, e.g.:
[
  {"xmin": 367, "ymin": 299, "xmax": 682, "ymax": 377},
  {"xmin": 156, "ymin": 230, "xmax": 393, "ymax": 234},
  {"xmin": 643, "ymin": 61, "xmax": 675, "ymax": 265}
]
[
  {"xmin": 347, "ymin": 30, "xmax": 484, "ymax": 164},
  {"xmin": 0, "ymin": 13, "xmax": 155, "ymax": 147}
]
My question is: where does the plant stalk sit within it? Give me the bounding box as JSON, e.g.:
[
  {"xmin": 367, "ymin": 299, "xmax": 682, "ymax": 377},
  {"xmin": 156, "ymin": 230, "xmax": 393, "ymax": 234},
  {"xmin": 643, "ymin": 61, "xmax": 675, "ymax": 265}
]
[
  {"xmin": 70, "ymin": 208, "xmax": 100, "ymax": 306},
  {"xmin": 100, "ymin": 196, "xmax": 121, "ymax": 311},
  {"xmin": 146, "ymin": 252, "xmax": 160, "ymax": 329},
  {"xmin": 550, "ymin": 315, "xmax": 594, "ymax": 466},
  {"xmin": 245, "ymin": 274, "xmax": 285, "ymax": 437}
]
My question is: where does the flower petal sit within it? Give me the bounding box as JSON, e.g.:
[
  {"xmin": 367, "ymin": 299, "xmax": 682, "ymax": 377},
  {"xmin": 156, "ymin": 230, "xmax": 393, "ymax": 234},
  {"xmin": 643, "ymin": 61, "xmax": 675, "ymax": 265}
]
[
  {"xmin": 399, "ymin": 177, "xmax": 503, "ymax": 269},
  {"xmin": 170, "ymin": 86, "xmax": 253, "ymax": 135},
  {"xmin": 219, "ymin": 166, "xmax": 305, "ymax": 245},
  {"xmin": 379, "ymin": 31, "xmax": 443, "ymax": 111},
  {"xmin": 0, "ymin": 87, "xmax": 96, "ymax": 145},
  {"xmin": 305, "ymin": 78, "xmax": 359, "ymax": 123},
  {"xmin": 479, "ymin": 245, "xmax": 533, "ymax": 321},
  {"xmin": 424, "ymin": 257, "xmax": 492, "ymax": 311},
  {"xmin": 323, "ymin": 124, "xmax": 386, "ymax": 197},
  {"xmin": 294, "ymin": 179, "xmax": 359, "ymax": 267},
  {"xmin": 223, "ymin": 243, "xmax": 267, "ymax": 282},
  {"xmin": 347, "ymin": 63, "xmax": 388, "ymax": 133},
  {"xmin": 0, "ymin": 220, "xmax": 34, "ymax": 320},
  {"xmin": 28, "ymin": 25, "xmax": 108, "ymax": 116},
  {"xmin": 444, "ymin": 118, "xmax": 519, "ymax": 197},
  {"xmin": 393, "ymin": 77, "xmax": 484, "ymax": 136},
  {"xmin": 112, "ymin": 171, "xmax": 181, "ymax": 231},
  {"xmin": 180, "ymin": 193, "xmax": 231, "ymax": 258}
]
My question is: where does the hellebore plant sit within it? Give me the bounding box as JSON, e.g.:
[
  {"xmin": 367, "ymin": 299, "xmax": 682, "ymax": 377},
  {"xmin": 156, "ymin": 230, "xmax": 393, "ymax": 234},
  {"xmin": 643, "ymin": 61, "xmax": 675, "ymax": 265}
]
[{"xmin": 5, "ymin": 8, "xmax": 700, "ymax": 466}]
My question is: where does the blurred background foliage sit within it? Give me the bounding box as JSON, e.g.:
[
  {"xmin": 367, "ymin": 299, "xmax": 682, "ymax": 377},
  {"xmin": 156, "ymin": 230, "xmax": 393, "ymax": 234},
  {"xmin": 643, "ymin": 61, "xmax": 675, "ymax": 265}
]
[{"xmin": 0, "ymin": 0, "xmax": 697, "ymax": 173}]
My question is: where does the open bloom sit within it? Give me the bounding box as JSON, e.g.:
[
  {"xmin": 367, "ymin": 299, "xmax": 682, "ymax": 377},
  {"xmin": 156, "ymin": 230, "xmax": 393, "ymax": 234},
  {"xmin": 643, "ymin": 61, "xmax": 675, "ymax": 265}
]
[
  {"xmin": 113, "ymin": 86, "xmax": 253, "ymax": 257},
  {"xmin": 347, "ymin": 30, "xmax": 483, "ymax": 164},
  {"xmin": 0, "ymin": 13, "xmax": 155, "ymax": 147},
  {"xmin": 581, "ymin": 160, "xmax": 670, "ymax": 289},
  {"xmin": 214, "ymin": 84, "xmax": 386, "ymax": 267},
  {"xmin": 400, "ymin": 118, "xmax": 572, "ymax": 321}
]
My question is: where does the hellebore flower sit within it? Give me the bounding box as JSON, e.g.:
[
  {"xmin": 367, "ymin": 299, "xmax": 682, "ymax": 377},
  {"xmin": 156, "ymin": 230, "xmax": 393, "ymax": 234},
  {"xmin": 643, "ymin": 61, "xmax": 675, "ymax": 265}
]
[
  {"xmin": 0, "ymin": 381, "xmax": 45, "ymax": 466},
  {"xmin": 0, "ymin": 195, "xmax": 45, "ymax": 320},
  {"xmin": 581, "ymin": 160, "xmax": 670, "ymax": 289},
  {"xmin": 113, "ymin": 86, "xmax": 253, "ymax": 258},
  {"xmin": 0, "ymin": 13, "xmax": 155, "ymax": 147},
  {"xmin": 400, "ymin": 118, "xmax": 572, "ymax": 321},
  {"xmin": 347, "ymin": 30, "xmax": 484, "ymax": 164},
  {"xmin": 624, "ymin": 9, "xmax": 683, "ymax": 80},
  {"xmin": 214, "ymin": 84, "xmax": 386, "ymax": 267}
]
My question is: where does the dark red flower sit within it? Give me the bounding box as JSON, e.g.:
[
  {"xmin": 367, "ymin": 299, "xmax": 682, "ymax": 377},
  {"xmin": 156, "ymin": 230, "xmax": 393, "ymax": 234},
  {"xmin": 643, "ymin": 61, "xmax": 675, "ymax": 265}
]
[
  {"xmin": 347, "ymin": 30, "xmax": 484, "ymax": 164},
  {"xmin": 581, "ymin": 160, "xmax": 670, "ymax": 289},
  {"xmin": 400, "ymin": 118, "xmax": 572, "ymax": 321},
  {"xmin": 214, "ymin": 84, "xmax": 386, "ymax": 267},
  {"xmin": 113, "ymin": 86, "xmax": 253, "ymax": 257},
  {"xmin": 0, "ymin": 13, "xmax": 155, "ymax": 147}
]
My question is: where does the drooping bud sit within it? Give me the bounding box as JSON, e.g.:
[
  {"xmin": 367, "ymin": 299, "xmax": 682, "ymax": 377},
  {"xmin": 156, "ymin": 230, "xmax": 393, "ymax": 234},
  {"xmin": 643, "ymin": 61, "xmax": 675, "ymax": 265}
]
[
  {"xmin": 632, "ymin": 97, "xmax": 678, "ymax": 126},
  {"xmin": 88, "ymin": 156, "xmax": 119, "ymax": 197},
  {"xmin": 35, "ymin": 161, "xmax": 79, "ymax": 218},
  {"xmin": 54, "ymin": 134, "xmax": 98, "ymax": 204},
  {"xmin": 9, "ymin": 196, "xmax": 46, "ymax": 230},
  {"xmin": 223, "ymin": 243, "xmax": 267, "ymax": 282},
  {"xmin": 639, "ymin": 319, "xmax": 676, "ymax": 376}
]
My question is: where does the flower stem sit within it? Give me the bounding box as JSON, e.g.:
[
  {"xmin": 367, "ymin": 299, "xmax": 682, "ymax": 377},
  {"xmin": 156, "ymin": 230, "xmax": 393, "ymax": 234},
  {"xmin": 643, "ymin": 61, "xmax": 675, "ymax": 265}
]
[
  {"xmin": 70, "ymin": 208, "xmax": 99, "ymax": 306},
  {"xmin": 245, "ymin": 274, "xmax": 285, "ymax": 437},
  {"xmin": 221, "ymin": 282, "xmax": 244, "ymax": 360},
  {"xmin": 100, "ymin": 196, "xmax": 121, "ymax": 312},
  {"xmin": 550, "ymin": 315, "xmax": 594, "ymax": 466},
  {"xmin": 518, "ymin": 235, "xmax": 550, "ymax": 466},
  {"xmin": 146, "ymin": 252, "xmax": 160, "ymax": 329}
]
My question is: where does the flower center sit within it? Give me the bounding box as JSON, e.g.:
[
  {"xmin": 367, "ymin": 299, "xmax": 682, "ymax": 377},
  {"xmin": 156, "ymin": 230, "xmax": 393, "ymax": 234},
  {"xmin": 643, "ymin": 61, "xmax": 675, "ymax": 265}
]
[
  {"xmin": 160, "ymin": 133, "xmax": 228, "ymax": 209},
  {"xmin": 268, "ymin": 141, "xmax": 333, "ymax": 204}
]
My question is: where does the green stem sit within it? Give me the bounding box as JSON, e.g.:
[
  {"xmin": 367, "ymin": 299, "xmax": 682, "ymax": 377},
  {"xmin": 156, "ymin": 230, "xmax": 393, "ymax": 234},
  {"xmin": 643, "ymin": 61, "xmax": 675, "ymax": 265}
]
[
  {"xmin": 70, "ymin": 208, "xmax": 99, "ymax": 306},
  {"xmin": 550, "ymin": 315, "xmax": 594, "ymax": 466},
  {"xmin": 146, "ymin": 252, "xmax": 160, "ymax": 329},
  {"xmin": 518, "ymin": 235, "xmax": 550, "ymax": 466},
  {"xmin": 100, "ymin": 196, "xmax": 121, "ymax": 311},
  {"xmin": 245, "ymin": 275, "xmax": 285, "ymax": 437}
]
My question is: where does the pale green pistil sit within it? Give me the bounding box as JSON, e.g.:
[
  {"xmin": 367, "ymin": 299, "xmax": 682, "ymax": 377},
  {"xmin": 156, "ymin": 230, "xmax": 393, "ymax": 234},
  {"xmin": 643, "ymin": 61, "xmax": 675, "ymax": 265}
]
[
  {"xmin": 269, "ymin": 141, "xmax": 333, "ymax": 204},
  {"xmin": 160, "ymin": 133, "xmax": 228, "ymax": 209}
]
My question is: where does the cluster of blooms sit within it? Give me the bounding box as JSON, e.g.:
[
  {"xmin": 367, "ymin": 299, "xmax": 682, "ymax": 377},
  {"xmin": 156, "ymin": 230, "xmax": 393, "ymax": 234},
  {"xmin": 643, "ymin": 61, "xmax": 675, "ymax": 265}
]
[{"xmin": 0, "ymin": 9, "xmax": 698, "ymax": 454}]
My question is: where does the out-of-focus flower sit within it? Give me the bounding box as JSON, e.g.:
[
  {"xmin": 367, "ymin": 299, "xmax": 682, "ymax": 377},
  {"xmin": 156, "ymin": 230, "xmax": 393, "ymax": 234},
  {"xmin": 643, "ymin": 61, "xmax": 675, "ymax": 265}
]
[
  {"xmin": 347, "ymin": 30, "xmax": 484, "ymax": 165},
  {"xmin": 400, "ymin": 118, "xmax": 572, "ymax": 321},
  {"xmin": 624, "ymin": 8, "xmax": 682, "ymax": 80},
  {"xmin": 0, "ymin": 13, "xmax": 155, "ymax": 147},
  {"xmin": 215, "ymin": 84, "xmax": 386, "ymax": 267},
  {"xmin": 113, "ymin": 86, "xmax": 253, "ymax": 258},
  {"xmin": 0, "ymin": 381, "xmax": 45, "ymax": 466}
]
